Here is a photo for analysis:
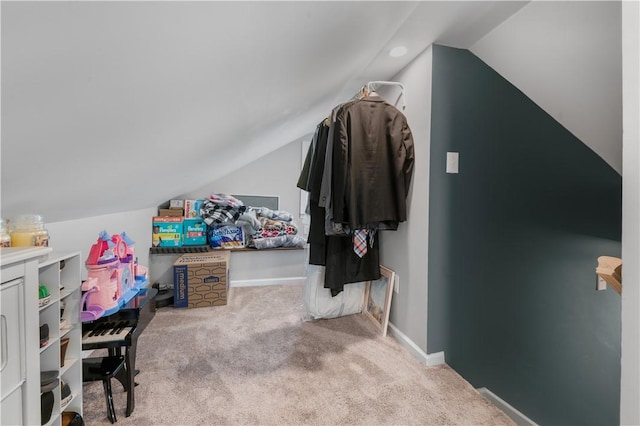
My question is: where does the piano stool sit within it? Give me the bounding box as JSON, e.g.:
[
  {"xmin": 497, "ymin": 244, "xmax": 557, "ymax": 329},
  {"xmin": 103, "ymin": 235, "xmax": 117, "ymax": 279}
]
[{"xmin": 82, "ymin": 355, "xmax": 126, "ymax": 423}]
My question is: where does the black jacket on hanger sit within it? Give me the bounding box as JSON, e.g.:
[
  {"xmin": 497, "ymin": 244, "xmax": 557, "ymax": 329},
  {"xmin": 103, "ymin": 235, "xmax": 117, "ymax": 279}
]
[{"xmin": 297, "ymin": 94, "xmax": 415, "ymax": 296}]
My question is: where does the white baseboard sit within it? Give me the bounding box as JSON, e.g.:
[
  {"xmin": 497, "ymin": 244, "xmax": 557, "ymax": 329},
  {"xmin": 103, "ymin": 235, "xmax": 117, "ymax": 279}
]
[
  {"xmin": 386, "ymin": 325, "xmax": 533, "ymax": 425},
  {"xmin": 425, "ymin": 350, "xmax": 446, "ymax": 366},
  {"xmin": 388, "ymin": 322, "xmax": 445, "ymax": 366},
  {"xmin": 230, "ymin": 276, "xmax": 306, "ymax": 287},
  {"xmin": 477, "ymin": 387, "xmax": 537, "ymax": 426}
]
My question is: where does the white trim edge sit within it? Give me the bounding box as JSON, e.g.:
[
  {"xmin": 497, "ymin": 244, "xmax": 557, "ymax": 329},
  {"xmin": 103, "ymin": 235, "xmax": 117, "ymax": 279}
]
[
  {"xmin": 425, "ymin": 351, "xmax": 446, "ymax": 366},
  {"xmin": 230, "ymin": 276, "xmax": 306, "ymax": 287},
  {"xmin": 477, "ymin": 387, "xmax": 537, "ymax": 426},
  {"xmin": 388, "ymin": 322, "xmax": 445, "ymax": 366}
]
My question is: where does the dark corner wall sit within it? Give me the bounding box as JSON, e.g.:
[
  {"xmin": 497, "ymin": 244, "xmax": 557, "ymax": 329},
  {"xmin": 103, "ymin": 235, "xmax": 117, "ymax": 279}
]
[{"xmin": 427, "ymin": 45, "xmax": 622, "ymax": 425}]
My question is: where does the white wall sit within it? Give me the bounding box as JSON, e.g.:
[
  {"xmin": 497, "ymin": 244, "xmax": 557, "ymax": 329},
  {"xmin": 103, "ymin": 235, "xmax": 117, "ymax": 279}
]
[
  {"xmin": 149, "ymin": 248, "xmax": 307, "ymax": 288},
  {"xmin": 144, "ymin": 138, "xmax": 310, "ymax": 286},
  {"xmin": 621, "ymin": 1, "xmax": 640, "ymax": 423},
  {"xmin": 470, "ymin": 1, "xmax": 622, "ymax": 173},
  {"xmin": 44, "ymin": 140, "xmax": 311, "ymax": 288},
  {"xmin": 46, "ymin": 207, "xmax": 157, "ymax": 279},
  {"xmin": 181, "ymin": 138, "xmax": 307, "ymax": 226},
  {"xmin": 379, "ymin": 46, "xmax": 432, "ymax": 354}
]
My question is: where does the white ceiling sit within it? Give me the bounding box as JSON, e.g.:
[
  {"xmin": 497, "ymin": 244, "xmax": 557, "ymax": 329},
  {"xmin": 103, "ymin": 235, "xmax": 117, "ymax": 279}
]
[{"xmin": 2, "ymin": 1, "xmax": 620, "ymax": 224}]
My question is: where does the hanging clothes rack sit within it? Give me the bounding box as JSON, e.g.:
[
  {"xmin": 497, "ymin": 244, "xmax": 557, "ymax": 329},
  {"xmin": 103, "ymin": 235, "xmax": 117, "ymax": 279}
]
[{"xmin": 360, "ymin": 80, "xmax": 407, "ymax": 110}]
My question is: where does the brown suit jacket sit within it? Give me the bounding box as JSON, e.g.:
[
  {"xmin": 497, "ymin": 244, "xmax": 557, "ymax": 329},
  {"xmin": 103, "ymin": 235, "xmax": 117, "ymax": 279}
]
[{"xmin": 331, "ymin": 96, "xmax": 415, "ymax": 229}]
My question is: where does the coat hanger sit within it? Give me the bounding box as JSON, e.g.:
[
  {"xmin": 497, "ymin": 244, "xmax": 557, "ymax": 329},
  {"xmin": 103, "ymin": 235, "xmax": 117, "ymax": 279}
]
[{"xmin": 357, "ymin": 81, "xmax": 406, "ymax": 110}]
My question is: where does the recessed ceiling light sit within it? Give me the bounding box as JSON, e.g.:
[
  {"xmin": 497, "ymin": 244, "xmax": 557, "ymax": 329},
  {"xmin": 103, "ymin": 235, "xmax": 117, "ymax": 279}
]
[{"xmin": 389, "ymin": 46, "xmax": 408, "ymax": 58}]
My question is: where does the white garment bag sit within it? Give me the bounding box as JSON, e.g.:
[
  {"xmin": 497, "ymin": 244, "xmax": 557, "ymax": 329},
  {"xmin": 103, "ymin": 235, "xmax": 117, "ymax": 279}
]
[{"xmin": 302, "ymin": 264, "xmax": 365, "ymax": 320}]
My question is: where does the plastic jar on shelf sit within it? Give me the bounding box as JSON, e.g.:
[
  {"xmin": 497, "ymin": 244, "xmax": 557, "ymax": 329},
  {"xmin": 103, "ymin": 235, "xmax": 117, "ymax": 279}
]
[
  {"xmin": 10, "ymin": 214, "xmax": 50, "ymax": 247},
  {"xmin": 0, "ymin": 219, "xmax": 11, "ymax": 247}
]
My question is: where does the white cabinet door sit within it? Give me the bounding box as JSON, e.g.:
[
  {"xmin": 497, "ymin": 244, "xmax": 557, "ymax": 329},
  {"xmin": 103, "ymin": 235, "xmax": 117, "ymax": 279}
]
[
  {"xmin": 0, "ymin": 278, "xmax": 24, "ymax": 401},
  {"xmin": 0, "ymin": 386, "xmax": 23, "ymax": 425}
]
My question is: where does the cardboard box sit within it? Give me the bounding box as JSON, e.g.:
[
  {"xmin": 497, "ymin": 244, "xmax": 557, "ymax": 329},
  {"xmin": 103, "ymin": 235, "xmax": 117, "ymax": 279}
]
[
  {"xmin": 158, "ymin": 208, "xmax": 184, "ymax": 217},
  {"xmin": 152, "ymin": 216, "xmax": 183, "ymax": 247},
  {"xmin": 173, "ymin": 251, "xmax": 230, "ymax": 308},
  {"xmin": 169, "ymin": 199, "xmax": 184, "ymax": 209},
  {"xmin": 184, "ymin": 199, "xmax": 205, "ymax": 218},
  {"xmin": 183, "ymin": 218, "xmax": 207, "ymax": 246}
]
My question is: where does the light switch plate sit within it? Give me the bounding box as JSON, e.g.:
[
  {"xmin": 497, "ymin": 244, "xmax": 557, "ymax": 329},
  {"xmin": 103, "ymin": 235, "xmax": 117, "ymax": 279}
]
[
  {"xmin": 446, "ymin": 152, "xmax": 459, "ymax": 174},
  {"xmin": 597, "ymin": 276, "xmax": 607, "ymax": 291}
]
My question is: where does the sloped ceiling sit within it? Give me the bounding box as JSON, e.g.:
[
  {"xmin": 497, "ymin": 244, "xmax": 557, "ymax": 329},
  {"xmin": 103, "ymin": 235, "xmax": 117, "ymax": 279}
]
[
  {"xmin": 471, "ymin": 0, "xmax": 622, "ymax": 174},
  {"xmin": 12, "ymin": 0, "xmax": 616, "ymax": 225},
  {"xmin": 1, "ymin": 1, "xmax": 530, "ymax": 223}
]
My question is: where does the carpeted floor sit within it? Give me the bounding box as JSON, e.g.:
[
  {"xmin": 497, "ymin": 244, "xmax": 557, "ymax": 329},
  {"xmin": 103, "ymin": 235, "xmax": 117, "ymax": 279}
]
[{"xmin": 81, "ymin": 284, "xmax": 515, "ymax": 425}]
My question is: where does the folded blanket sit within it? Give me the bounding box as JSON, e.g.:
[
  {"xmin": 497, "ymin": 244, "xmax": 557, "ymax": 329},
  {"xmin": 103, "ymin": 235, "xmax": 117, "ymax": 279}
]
[
  {"xmin": 236, "ymin": 209, "xmax": 261, "ymax": 233},
  {"xmin": 253, "ymin": 206, "xmax": 293, "ymax": 222},
  {"xmin": 252, "ymin": 217, "xmax": 298, "ymax": 239},
  {"xmin": 208, "ymin": 193, "xmax": 245, "ymax": 208},
  {"xmin": 250, "ymin": 234, "xmax": 306, "ymax": 249},
  {"xmin": 200, "ymin": 194, "xmax": 247, "ymax": 226}
]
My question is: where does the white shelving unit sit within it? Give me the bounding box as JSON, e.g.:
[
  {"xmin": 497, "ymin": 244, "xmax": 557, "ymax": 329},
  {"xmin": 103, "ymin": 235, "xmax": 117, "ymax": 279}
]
[
  {"xmin": 38, "ymin": 251, "xmax": 83, "ymax": 425},
  {"xmin": 0, "ymin": 247, "xmax": 83, "ymax": 425}
]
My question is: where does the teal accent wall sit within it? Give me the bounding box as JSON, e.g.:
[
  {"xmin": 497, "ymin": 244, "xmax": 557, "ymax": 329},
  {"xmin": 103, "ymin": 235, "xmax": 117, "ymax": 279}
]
[{"xmin": 427, "ymin": 45, "xmax": 621, "ymax": 425}]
